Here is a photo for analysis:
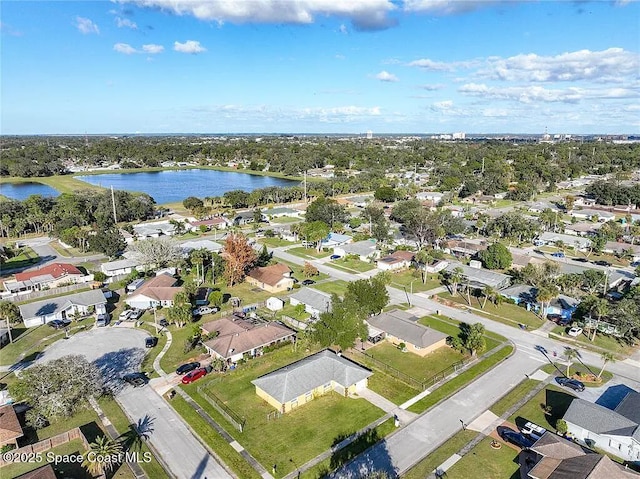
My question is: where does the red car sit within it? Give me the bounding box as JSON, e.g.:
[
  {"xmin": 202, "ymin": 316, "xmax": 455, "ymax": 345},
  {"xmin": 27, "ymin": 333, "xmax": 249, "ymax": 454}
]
[{"xmin": 181, "ymin": 368, "xmax": 207, "ymax": 384}]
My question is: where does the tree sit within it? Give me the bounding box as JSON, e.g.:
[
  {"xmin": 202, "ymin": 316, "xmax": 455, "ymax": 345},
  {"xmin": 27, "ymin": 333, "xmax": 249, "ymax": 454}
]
[
  {"xmin": 536, "ymin": 286, "xmax": 556, "ymax": 320},
  {"xmin": 208, "ymin": 290, "xmax": 223, "ymax": 308},
  {"xmin": 597, "ymin": 352, "xmax": 615, "ymax": 379},
  {"xmin": 10, "ymin": 355, "xmax": 102, "ymax": 427},
  {"xmin": 447, "ymin": 267, "xmax": 464, "ymax": 296},
  {"xmin": 481, "ymin": 286, "xmax": 497, "ymax": 309},
  {"xmin": 305, "ymin": 197, "xmax": 348, "ymax": 228},
  {"xmin": 446, "ymin": 322, "xmax": 486, "ymax": 357},
  {"xmin": 223, "ymin": 233, "xmax": 257, "ymax": 286},
  {"xmin": 83, "ymin": 435, "xmax": 123, "ymax": 476},
  {"xmin": 581, "ymin": 269, "xmax": 606, "ymax": 295},
  {"xmin": 414, "ymin": 249, "xmax": 433, "ymax": 284},
  {"xmin": 190, "ymin": 248, "xmax": 211, "ymax": 284},
  {"xmin": 374, "ymin": 186, "xmax": 397, "ymax": 203},
  {"xmin": 311, "ymin": 294, "xmax": 368, "ymax": 351},
  {"xmin": 478, "ymin": 243, "xmax": 512, "ymax": 270},
  {"xmin": 0, "ymin": 301, "xmax": 20, "ymax": 344},
  {"xmin": 556, "ymin": 419, "xmax": 568, "ymax": 435},
  {"xmin": 183, "ymin": 196, "xmax": 204, "ymax": 211},
  {"xmin": 303, "ymin": 261, "xmax": 319, "ymax": 277},
  {"xmin": 89, "ymin": 228, "xmax": 126, "ymax": 257},
  {"xmin": 256, "ymin": 244, "xmax": 272, "ymax": 267},
  {"xmin": 564, "ymin": 348, "xmax": 579, "ymax": 376},
  {"xmin": 346, "ymin": 277, "xmax": 390, "ymax": 316},
  {"xmin": 300, "ymin": 221, "xmax": 330, "ymax": 252},
  {"xmin": 166, "ymin": 292, "xmax": 192, "ymax": 328},
  {"xmin": 588, "ymin": 297, "xmax": 609, "ymax": 342},
  {"xmin": 169, "ymin": 219, "xmax": 186, "ymax": 236},
  {"xmin": 129, "ymin": 237, "xmax": 182, "ymax": 269}
]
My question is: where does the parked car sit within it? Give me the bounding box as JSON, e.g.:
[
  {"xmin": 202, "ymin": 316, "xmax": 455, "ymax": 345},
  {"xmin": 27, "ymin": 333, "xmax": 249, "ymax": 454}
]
[
  {"xmin": 521, "ymin": 421, "xmax": 547, "ymax": 441},
  {"xmin": 129, "ymin": 309, "xmax": 144, "ymax": 320},
  {"xmin": 551, "ymin": 252, "xmax": 565, "ymax": 258},
  {"xmin": 574, "ymin": 258, "xmax": 589, "ymax": 263},
  {"xmin": 122, "ymin": 372, "xmax": 148, "ymax": 387},
  {"xmin": 330, "ymin": 254, "xmax": 342, "ymax": 260},
  {"xmin": 556, "ymin": 376, "xmax": 585, "ymax": 392},
  {"xmin": 48, "ymin": 319, "xmax": 71, "ymax": 329},
  {"xmin": 192, "ymin": 306, "xmax": 218, "ymax": 316},
  {"xmin": 176, "ymin": 362, "xmax": 201, "ymax": 375},
  {"xmin": 301, "ymin": 279, "xmax": 316, "ymax": 286},
  {"xmin": 145, "ymin": 337, "xmax": 158, "ymax": 348},
  {"xmin": 567, "ymin": 327, "xmax": 583, "ymax": 337},
  {"xmin": 119, "ymin": 310, "xmax": 133, "ymax": 321},
  {"xmin": 594, "ymin": 260, "xmax": 612, "ymax": 267},
  {"xmin": 158, "ymin": 318, "xmax": 169, "ymax": 327},
  {"xmin": 181, "ymin": 368, "xmax": 207, "ymax": 384},
  {"xmin": 96, "ymin": 313, "xmax": 110, "ymax": 327},
  {"xmin": 498, "ymin": 427, "xmax": 534, "ymax": 449}
]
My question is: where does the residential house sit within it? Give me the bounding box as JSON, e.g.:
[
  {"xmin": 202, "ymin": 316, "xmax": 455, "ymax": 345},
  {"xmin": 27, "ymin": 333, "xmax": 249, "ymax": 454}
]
[
  {"xmin": 367, "ymin": 309, "xmax": 448, "ymax": 356},
  {"xmin": 14, "ymin": 465, "xmax": 58, "ymax": 479},
  {"xmin": 444, "ymin": 239, "xmax": 488, "ymax": 258},
  {"xmin": 4, "ymin": 263, "xmax": 87, "ymax": 294},
  {"xmin": 19, "ymin": 289, "xmax": 107, "ymax": 328},
  {"xmin": 444, "ymin": 262, "xmax": 512, "ymax": 290},
  {"xmin": 604, "ymin": 242, "xmax": 640, "ymax": 262},
  {"xmin": 124, "ymin": 273, "xmax": 182, "ymax": 310},
  {"xmin": 499, "ymin": 284, "xmax": 579, "ymax": 319},
  {"xmin": 246, "ymin": 263, "xmax": 294, "ymax": 293},
  {"xmin": 571, "ymin": 209, "xmax": 616, "ymax": 222},
  {"xmin": 528, "ymin": 201, "xmax": 562, "ymax": 213},
  {"xmin": 188, "ymin": 217, "xmax": 229, "ymax": 231},
  {"xmin": 101, "ymin": 257, "xmax": 142, "ymax": 277},
  {"xmin": 266, "ymin": 297, "xmax": 285, "ymax": 311},
  {"xmin": 521, "ymin": 432, "xmax": 638, "ymax": 479},
  {"xmin": 344, "ymin": 195, "xmax": 372, "ymax": 208},
  {"xmin": 333, "ymin": 240, "xmax": 379, "ymax": 262},
  {"xmin": 537, "ymin": 232, "xmax": 593, "ymax": 251},
  {"xmin": 376, "ymin": 250, "xmax": 415, "ymax": 271},
  {"xmin": 423, "ymin": 259, "xmax": 449, "ymax": 274},
  {"xmin": 322, "ymin": 233, "xmax": 353, "ymax": 248},
  {"xmin": 233, "ymin": 211, "xmax": 266, "ymax": 226},
  {"xmin": 181, "ymin": 239, "xmax": 224, "ymax": 254},
  {"xmin": 563, "ymin": 387, "xmax": 640, "ymax": 463},
  {"xmin": 202, "ymin": 317, "xmax": 295, "ymax": 362},
  {"xmin": 289, "ymin": 288, "xmax": 332, "ymax": 318},
  {"xmin": 251, "ymin": 349, "xmax": 372, "ymax": 413},
  {"xmin": 0, "ymin": 404, "xmax": 23, "ymax": 447},
  {"xmin": 574, "ymin": 196, "xmax": 598, "ymax": 207},
  {"xmin": 564, "ymin": 222, "xmax": 603, "ymax": 236},
  {"xmin": 133, "ymin": 220, "xmax": 176, "ymax": 239},
  {"xmin": 416, "ymin": 191, "xmax": 444, "ymax": 203},
  {"xmin": 264, "ymin": 207, "xmax": 302, "ymax": 219}
]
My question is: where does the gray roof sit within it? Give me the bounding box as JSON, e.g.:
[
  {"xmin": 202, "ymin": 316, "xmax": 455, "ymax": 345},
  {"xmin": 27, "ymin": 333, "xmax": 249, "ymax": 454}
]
[
  {"xmin": 367, "ymin": 309, "xmax": 447, "ymax": 348},
  {"xmin": 539, "ymin": 232, "xmax": 592, "ymax": 248},
  {"xmin": 614, "ymin": 390, "xmax": 640, "ymax": 425},
  {"xmin": 180, "ymin": 239, "xmax": 223, "ymax": 253},
  {"xmin": 19, "ymin": 290, "xmax": 107, "ymax": 319},
  {"xmin": 338, "ymin": 240, "xmax": 377, "ymax": 257},
  {"xmin": 252, "ymin": 350, "xmax": 372, "ymax": 404},
  {"xmin": 564, "ymin": 398, "xmax": 640, "ymax": 440},
  {"xmin": 101, "ymin": 258, "xmax": 140, "ymax": 272},
  {"xmin": 265, "ymin": 207, "xmax": 298, "ymax": 215},
  {"xmin": 445, "ymin": 262, "xmax": 512, "ymax": 289},
  {"xmin": 290, "ymin": 288, "xmax": 332, "ymax": 312}
]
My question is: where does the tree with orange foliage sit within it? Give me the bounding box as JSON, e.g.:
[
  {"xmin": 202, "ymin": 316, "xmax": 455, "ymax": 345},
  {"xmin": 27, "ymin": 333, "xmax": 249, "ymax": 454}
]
[{"xmin": 223, "ymin": 233, "xmax": 257, "ymax": 286}]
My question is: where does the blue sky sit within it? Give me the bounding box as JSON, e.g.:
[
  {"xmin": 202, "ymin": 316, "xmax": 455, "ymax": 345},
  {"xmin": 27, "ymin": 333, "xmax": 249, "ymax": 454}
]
[{"xmin": 2, "ymin": 1, "xmax": 638, "ymax": 135}]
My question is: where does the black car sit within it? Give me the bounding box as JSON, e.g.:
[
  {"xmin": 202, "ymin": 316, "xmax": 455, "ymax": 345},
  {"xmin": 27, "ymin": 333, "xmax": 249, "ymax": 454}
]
[
  {"xmin": 145, "ymin": 337, "xmax": 158, "ymax": 348},
  {"xmin": 498, "ymin": 427, "xmax": 534, "ymax": 449},
  {"xmin": 301, "ymin": 279, "xmax": 316, "ymax": 286},
  {"xmin": 48, "ymin": 319, "xmax": 71, "ymax": 329},
  {"xmin": 556, "ymin": 376, "xmax": 585, "ymax": 392},
  {"xmin": 159, "ymin": 318, "xmax": 169, "ymax": 327},
  {"xmin": 594, "ymin": 260, "xmax": 612, "ymax": 267},
  {"xmin": 176, "ymin": 362, "xmax": 201, "ymax": 375},
  {"xmin": 122, "ymin": 372, "xmax": 148, "ymax": 387}
]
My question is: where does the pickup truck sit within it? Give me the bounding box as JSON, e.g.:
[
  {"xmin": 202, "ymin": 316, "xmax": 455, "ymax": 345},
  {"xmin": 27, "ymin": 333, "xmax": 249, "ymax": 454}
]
[{"xmin": 521, "ymin": 421, "xmax": 547, "ymax": 441}]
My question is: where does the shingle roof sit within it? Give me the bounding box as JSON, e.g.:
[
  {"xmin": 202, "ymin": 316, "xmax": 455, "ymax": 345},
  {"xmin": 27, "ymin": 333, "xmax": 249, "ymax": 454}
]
[
  {"xmin": 251, "ymin": 350, "xmax": 372, "ymax": 404},
  {"xmin": 290, "ymin": 288, "xmax": 332, "ymax": 313},
  {"xmin": 0, "ymin": 405, "xmax": 23, "ymax": 444},
  {"xmin": 614, "ymin": 390, "xmax": 640, "ymax": 427},
  {"xmin": 564, "ymin": 398, "xmax": 639, "ymax": 438},
  {"xmin": 338, "ymin": 240, "xmax": 378, "ymax": 257},
  {"xmin": 15, "ymin": 465, "xmax": 58, "ymax": 479},
  {"xmin": 531, "ymin": 432, "xmax": 585, "ymax": 459},
  {"xmin": 444, "ymin": 262, "xmax": 511, "ymax": 289},
  {"xmin": 204, "ymin": 319, "xmax": 295, "ymax": 359},
  {"xmin": 128, "ymin": 273, "xmax": 181, "ymax": 302},
  {"xmin": 18, "ymin": 289, "xmax": 106, "ymax": 320},
  {"xmin": 247, "ymin": 263, "xmax": 292, "ymax": 287},
  {"xmin": 15, "ymin": 263, "xmax": 82, "ymax": 282},
  {"xmin": 367, "ymin": 310, "xmax": 447, "ymax": 349}
]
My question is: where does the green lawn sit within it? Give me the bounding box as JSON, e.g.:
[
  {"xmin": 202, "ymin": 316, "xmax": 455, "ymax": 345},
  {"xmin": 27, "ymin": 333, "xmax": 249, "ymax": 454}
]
[
  {"xmin": 445, "ymin": 436, "xmax": 520, "ymax": 479},
  {"xmin": 259, "ymin": 237, "xmax": 296, "ymax": 248},
  {"xmin": 418, "ymin": 315, "xmax": 504, "ymax": 352},
  {"xmin": 403, "ymin": 430, "xmax": 477, "ymax": 479},
  {"xmin": 490, "ymin": 379, "xmax": 540, "ymax": 417},
  {"xmin": 311, "ymin": 280, "xmax": 350, "ymax": 297},
  {"xmin": 541, "ymin": 362, "xmax": 613, "ymax": 386},
  {"xmin": 98, "ymin": 397, "xmax": 171, "ymax": 479},
  {"xmin": 287, "ymin": 246, "xmax": 331, "ymax": 259},
  {"xmin": 21, "ymin": 406, "xmax": 100, "ymax": 443},
  {"xmin": 365, "ymin": 371, "xmax": 419, "ymax": 405},
  {"xmin": 269, "ymin": 216, "xmax": 301, "ymax": 224},
  {"xmin": 549, "ymin": 326, "xmax": 636, "ymax": 356},
  {"xmin": 136, "ymin": 323, "xmax": 168, "ymax": 377},
  {"xmin": 2, "ymin": 246, "xmax": 40, "ymax": 269},
  {"xmin": 158, "ymin": 322, "xmax": 207, "ymax": 372},
  {"xmin": 388, "ymin": 269, "xmax": 442, "ymax": 293},
  {"xmin": 508, "ymin": 385, "xmax": 575, "ymax": 431},
  {"xmin": 191, "ymin": 346, "xmax": 385, "ymax": 477},
  {"xmin": 275, "ymin": 303, "xmax": 311, "ymax": 321},
  {"xmin": 0, "ymin": 175, "xmax": 105, "ymax": 194},
  {"xmin": 438, "ymin": 292, "xmax": 543, "ymax": 329}
]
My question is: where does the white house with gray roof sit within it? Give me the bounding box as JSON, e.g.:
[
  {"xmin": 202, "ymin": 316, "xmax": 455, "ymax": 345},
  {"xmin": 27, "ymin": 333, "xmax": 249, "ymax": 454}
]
[
  {"xmin": 332, "ymin": 240, "xmax": 379, "ymax": 262},
  {"xmin": 19, "ymin": 290, "xmax": 107, "ymax": 328},
  {"xmin": 563, "ymin": 389, "xmax": 640, "ymax": 463},
  {"xmin": 289, "ymin": 288, "xmax": 332, "ymax": 318},
  {"xmin": 444, "ymin": 262, "xmax": 511, "ymax": 290},
  {"xmin": 251, "ymin": 350, "xmax": 372, "ymax": 413}
]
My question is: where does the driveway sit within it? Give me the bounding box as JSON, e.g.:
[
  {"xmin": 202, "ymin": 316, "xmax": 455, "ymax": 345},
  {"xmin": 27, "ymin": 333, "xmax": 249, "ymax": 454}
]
[{"xmin": 36, "ymin": 327, "xmax": 233, "ymax": 479}]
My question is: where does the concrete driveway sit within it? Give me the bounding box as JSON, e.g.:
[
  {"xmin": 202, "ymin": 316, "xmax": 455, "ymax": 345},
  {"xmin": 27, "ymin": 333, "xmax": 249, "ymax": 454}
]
[{"xmin": 36, "ymin": 327, "xmax": 233, "ymax": 479}]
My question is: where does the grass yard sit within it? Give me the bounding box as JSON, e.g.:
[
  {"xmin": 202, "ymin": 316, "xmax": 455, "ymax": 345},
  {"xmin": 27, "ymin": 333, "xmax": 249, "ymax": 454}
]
[
  {"xmin": 0, "ymin": 175, "xmax": 104, "ymax": 194},
  {"xmin": 365, "ymin": 371, "xmax": 419, "ymax": 405},
  {"xmin": 330, "ymin": 258, "xmax": 376, "ymax": 273},
  {"xmin": 158, "ymin": 321, "xmax": 207, "ymax": 372},
  {"xmin": 98, "ymin": 397, "xmax": 171, "ymax": 479},
  {"xmin": 403, "ymin": 430, "xmax": 477, "ymax": 479},
  {"xmin": 549, "ymin": 326, "xmax": 636, "ymax": 356},
  {"xmin": 276, "ymin": 259, "xmax": 330, "ymax": 282},
  {"xmin": 190, "ymin": 346, "xmax": 385, "ymax": 477},
  {"xmin": 445, "ymin": 436, "xmax": 520, "ymax": 479},
  {"xmin": 508, "ymin": 385, "xmax": 575, "ymax": 431},
  {"xmin": 287, "ymin": 246, "xmax": 331, "ymax": 259},
  {"xmin": 311, "ymin": 279, "xmax": 350, "ymax": 297},
  {"xmin": 490, "ymin": 379, "xmax": 540, "ymax": 417},
  {"xmin": 541, "ymin": 362, "xmax": 613, "ymax": 386},
  {"xmin": 388, "ymin": 269, "xmax": 443, "ymax": 293},
  {"xmin": 438, "ymin": 292, "xmax": 543, "ymax": 329},
  {"xmin": 275, "ymin": 303, "xmax": 311, "ymax": 321},
  {"xmin": 269, "ymin": 216, "xmax": 300, "ymax": 224},
  {"xmin": 20, "ymin": 407, "xmax": 100, "ymax": 443},
  {"xmin": 2, "ymin": 246, "xmax": 40, "ymax": 270},
  {"xmin": 136, "ymin": 323, "xmax": 168, "ymax": 377},
  {"xmin": 418, "ymin": 315, "xmax": 504, "ymax": 352},
  {"xmin": 259, "ymin": 237, "xmax": 296, "ymax": 248}
]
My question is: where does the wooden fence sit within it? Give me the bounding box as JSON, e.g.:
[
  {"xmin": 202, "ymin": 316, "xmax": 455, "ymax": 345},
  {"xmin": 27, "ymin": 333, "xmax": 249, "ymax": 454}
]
[
  {"xmin": 5, "ymin": 283, "xmax": 90, "ymax": 303},
  {"xmin": 0, "ymin": 427, "xmax": 90, "ymax": 468}
]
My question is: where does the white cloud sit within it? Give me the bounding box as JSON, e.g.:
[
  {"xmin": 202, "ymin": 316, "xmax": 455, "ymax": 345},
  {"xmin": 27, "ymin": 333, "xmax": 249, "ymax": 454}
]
[
  {"xmin": 375, "ymin": 70, "xmax": 399, "ymax": 82},
  {"xmin": 417, "ymin": 83, "xmax": 444, "ymax": 91},
  {"xmin": 339, "ymin": 24, "xmax": 348, "ymax": 34},
  {"xmin": 114, "ymin": 43, "xmax": 137, "ymax": 54},
  {"xmin": 142, "ymin": 44, "xmax": 164, "ymax": 54},
  {"xmin": 482, "ymin": 48, "xmax": 640, "ymax": 82},
  {"xmin": 117, "ymin": 0, "xmax": 397, "ymax": 30},
  {"xmin": 404, "ymin": 0, "xmax": 499, "ymax": 14},
  {"xmin": 174, "ymin": 40, "xmax": 207, "ymax": 54},
  {"xmin": 75, "ymin": 16, "xmax": 99, "ymax": 34},
  {"xmin": 116, "ymin": 16, "xmax": 138, "ymax": 29},
  {"xmin": 407, "ymin": 58, "xmax": 457, "ymax": 71},
  {"xmin": 432, "ymin": 100, "xmax": 453, "ymax": 110}
]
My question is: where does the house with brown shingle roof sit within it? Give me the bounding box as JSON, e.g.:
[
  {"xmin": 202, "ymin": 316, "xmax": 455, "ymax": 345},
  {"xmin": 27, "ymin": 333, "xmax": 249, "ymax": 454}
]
[
  {"xmin": 5, "ymin": 263, "xmax": 86, "ymax": 294},
  {"xmin": 0, "ymin": 404, "xmax": 23, "ymax": 447},
  {"xmin": 202, "ymin": 317, "xmax": 295, "ymax": 362},
  {"xmin": 15, "ymin": 464, "xmax": 57, "ymax": 479},
  {"xmin": 245, "ymin": 263, "xmax": 294, "ymax": 293},
  {"xmin": 376, "ymin": 250, "xmax": 415, "ymax": 271},
  {"xmin": 124, "ymin": 273, "xmax": 182, "ymax": 310}
]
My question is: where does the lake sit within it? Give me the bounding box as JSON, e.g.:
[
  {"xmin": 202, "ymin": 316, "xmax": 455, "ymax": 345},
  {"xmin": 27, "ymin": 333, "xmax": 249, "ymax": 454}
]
[
  {"xmin": 74, "ymin": 169, "xmax": 299, "ymax": 204},
  {"xmin": 0, "ymin": 182, "xmax": 60, "ymax": 200}
]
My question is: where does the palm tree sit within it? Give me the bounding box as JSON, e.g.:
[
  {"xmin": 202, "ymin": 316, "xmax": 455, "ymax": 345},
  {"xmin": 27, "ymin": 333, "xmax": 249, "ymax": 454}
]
[
  {"xmin": 589, "ymin": 298, "xmax": 609, "ymax": 342},
  {"xmin": 563, "ymin": 348, "xmax": 579, "ymax": 377},
  {"xmin": 597, "ymin": 352, "xmax": 616, "ymax": 380},
  {"xmin": 449, "ymin": 267, "xmax": 464, "ymax": 297},
  {"xmin": 481, "ymin": 286, "xmax": 496, "ymax": 309},
  {"xmin": 414, "ymin": 249, "xmax": 433, "ymax": 284},
  {"xmin": 0, "ymin": 301, "xmax": 20, "ymax": 344},
  {"xmin": 536, "ymin": 286, "xmax": 556, "ymax": 320},
  {"xmin": 82, "ymin": 435, "xmax": 123, "ymax": 476}
]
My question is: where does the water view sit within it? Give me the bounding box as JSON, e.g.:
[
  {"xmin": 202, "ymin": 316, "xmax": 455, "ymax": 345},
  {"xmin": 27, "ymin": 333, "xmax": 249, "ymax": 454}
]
[
  {"xmin": 75, "ymin": 169, "xmax": 298, "ymax": 204},
  {"xmin": 0, "ymin": 182, "xmax": 60, "ymax": 200}
]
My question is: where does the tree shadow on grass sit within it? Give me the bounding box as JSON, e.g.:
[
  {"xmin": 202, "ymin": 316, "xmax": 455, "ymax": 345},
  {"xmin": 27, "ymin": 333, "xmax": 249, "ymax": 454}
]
[
  {"xmin": 514, "ymin": 389, "xmax": 575, "ymax": 430},
  {"xmin": 325, "ymin": 427, "xmax": 398, "ymax": 478},
  {"xmin": 80, "ymin": 421, "xmax": 104, "ymax": 443}
]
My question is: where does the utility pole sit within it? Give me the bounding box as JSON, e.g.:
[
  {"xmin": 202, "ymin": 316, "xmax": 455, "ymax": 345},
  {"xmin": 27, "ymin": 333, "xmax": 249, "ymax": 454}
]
[
  {"xmin": 111, "ymin": 185, "xmax": 118, "ymax": 225},
  {"xmin": 303, "ymin": 170, "xmax": 307, "ymax": 204}
]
